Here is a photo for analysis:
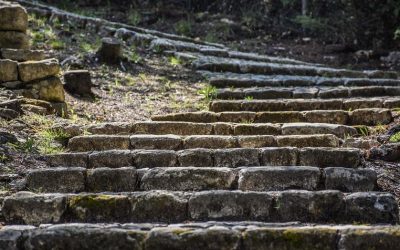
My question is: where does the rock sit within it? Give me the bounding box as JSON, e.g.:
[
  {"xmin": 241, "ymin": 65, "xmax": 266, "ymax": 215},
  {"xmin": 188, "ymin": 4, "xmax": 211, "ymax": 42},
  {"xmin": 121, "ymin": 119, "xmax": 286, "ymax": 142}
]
[
  {"xmin": 0, "ymin": 108, "xmax": 19, "ymax": 120},
  {"xmin": 349, "ymin": 108, "xmax": 393, "ymax": 126},
  {"xmin": 86, "ymin": 167, "xmax": 137, "ymax": 192},
  {"xmin": 0, "ymin": 59, "xmax": 18, "ymax": 82},
  {"xmin": 25, "ymin": 168, "xmax": 86, "ymax": 193},
  {"xmin": 131, "ymin": 134, "xmax": 182, "ymax": 150},
  {"xmin": 134, "ymin": 150, "xmax": 177, "ymax": 168},
  {"xmin": 0, "ymin": 130, "xmax": 17, "ymax": 145},
  {"xmin": 177, "ymin": 148, "xmax": 214, "ymax": 167},
  {"xmin": 20, "ymin": 77, "xmax": 65, "ymax": 102},
  {"xmin": 63, "ymin": 70, "xmax": 94, "ymax": 96},
  {"xmin": 324, "ymin": 168, "xmax": 377, "ymax": 192},
  {"xmin": 89, "ymin": 150, "xmax": 134, "ymax": 168},
  {"xmin": 21, "ymin": 104, "xmax": 48, "ymax": 115},
  {"xmin": 0, "ymin": 49, "xmax": 44, "ymax": 62},
  {"xmin": 0, "ymin": 31, "xmax": 29, "ymax": 49},
  {"xmin": 18, "ymin": 59, "xmax": 60, "ymax": 82},
  {"xmin": 2, "ymin": 192, "xmax": 67, "ymax": 225},
  {"xmin": 261, "ymin": 147, "xmax": 298, "ymax": 166},
  {"xmin": 68, "ymin": 135, "xmax": 131, "ymax": 151},
  {"xmin": 188, "ymin": 191, "xmax": 274, "ymax": 221},
  {"xmin": 213, "ymin": 148, "xmax": 260, "ymax": 167},
  {"xmin": 344, "ymin": 192, "xmax": 399, "ymax": 224},
  {"xmin": 97, "ymin": 37, "xmax": 122, "ymax": 64},
  {"xmin": 0, "ymin": 81, "xmax": 22, "ymax": 89},
  {"xmin": 369, "ymin": 143, "xmax": 400, "ymax": 162},
  {"xmin": 46, "ymin": 152, "xmax": 88, "ymax": 168},
  {"xmin": 339, "ymin": 227, "xmax": 400, "ymax": 250},
  {"xmin": 0, "ymin": 3, "xmax": 28, "ymax": 32}
]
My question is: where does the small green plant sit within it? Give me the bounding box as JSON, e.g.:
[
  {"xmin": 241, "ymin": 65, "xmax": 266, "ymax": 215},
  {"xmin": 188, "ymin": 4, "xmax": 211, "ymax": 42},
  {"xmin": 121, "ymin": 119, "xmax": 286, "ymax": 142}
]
[
  {"xmin": 389, "ymin": 132, "xmax": 400, "ymax": 142},
  {"xmin": 245, "ymin": 96, "xmax": 254, "ymax": 101},
  {"xmin": 129, "ymin": 51, "xmax": 142, "ymax": 64},
  {"xmin": 50, "ymin": 40, "xmax": 65, "ymax": 50},
  {"xmin": 169, "ymin": 56, "xmax": 182, "ymax": 66},
  {"xmin": 395, "ymin": 28, "xmax": 400, "ymax": 40},
  {"xmin": 358, "ymin": 126, "xmax": 369, "ymax": 137},
  {"xmin": 175, "ymin": 19, "xmax": 192, "ymax": 36},
  {"xmin": 0, "ymin": 153, "xmax": 8, "ymax": 163},
  {"xmin": 9, "ymin": 137, "xmax": 36, "ymax": 153},
  {"xmin": 152, "ymin": 44, "xmax": 163, "ymax": 54},
  {"xmin": 127, "ymin": 9, "xmax": 141, "ymax": 26},
  {"xmin": 198, "ymin": 85, "xmax": 217, "ymax": 101}
]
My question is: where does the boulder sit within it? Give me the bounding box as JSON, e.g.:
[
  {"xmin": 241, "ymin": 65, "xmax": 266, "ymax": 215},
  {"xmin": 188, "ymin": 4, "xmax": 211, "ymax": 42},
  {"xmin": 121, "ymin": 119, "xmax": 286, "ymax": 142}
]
[
  {"xmin": 63, "ymin": 70, "xmax": 94, "ymax": 96},
  {"xmin": 20, "ymin": 77, "xmax": 65, "ymax": 102}
]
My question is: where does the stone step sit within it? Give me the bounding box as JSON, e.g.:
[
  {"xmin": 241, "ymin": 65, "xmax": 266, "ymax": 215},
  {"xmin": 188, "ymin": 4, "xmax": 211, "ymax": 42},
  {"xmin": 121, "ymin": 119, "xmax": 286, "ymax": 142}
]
[
  {"xmin": 2, "ymin": 190, "xmax": 397, "ymax": 225},
  {"xmin": 194, "ymin": 57, "xmax": 399, "ymax": 79},
  {"xmin": 25, "ymin": 166, "xmax": 377, "ymax": 193},
  {"xmin": 200, "ymin": 71, "xmax": 400, "ymax": 88},
  {"xmin": 68, "ymin": 134, "xmax": 340, "ymax": 152},
  {"xmin": 153, "ymin": 109, "xmax": 393, "ymax": 126},
  {"xmin": 2, "ymin": 223, "xmax": 400, "ymax": 250},
  {"xmin": 46, "ymin": 147, "xmax": 362, "ymax": 169},
  {"xmin": 68, "ymin": 121, "xmax": 357, "ymax": 138},
  {"xmin": 216, "ymin": 86, "xmax": 400, "ymax": 99},
  {"xmin": 210, "ymin": 98, "xmax": 400, "ymax": 112}
]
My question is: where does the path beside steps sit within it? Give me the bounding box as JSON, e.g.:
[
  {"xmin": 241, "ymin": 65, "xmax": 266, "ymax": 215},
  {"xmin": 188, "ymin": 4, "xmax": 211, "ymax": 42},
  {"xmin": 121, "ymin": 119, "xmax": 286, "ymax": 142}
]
[{"xmin": 3, "ymin": 1, "xmax": 400, "ymax": 248}]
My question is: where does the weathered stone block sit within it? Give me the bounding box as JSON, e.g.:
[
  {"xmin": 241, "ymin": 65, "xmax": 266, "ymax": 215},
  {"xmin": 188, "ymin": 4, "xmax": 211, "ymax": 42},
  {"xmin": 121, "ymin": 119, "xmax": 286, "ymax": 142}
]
[
  {"xmin": 189, "ymin": 191, "xmax": 274, "ymax": 221},
  {"xmin": 130, "ymin": 134, "xmax": 182, "ymax": 150},
  {"xmin": 183, "ymin": 135, "xmax": 237, "ymax": 149},
  {"xmin": 260, "ymin": 147, "xmax": 298, "ymax": 166},
  {"xmin": 276, "ymin": 190, "xmax": 344, "ymax": 223},
  {"xmin": 87, "ymin": 167, "xmax": 137, "ymax": 192},
  {"xmin": 276, "ymin": 134, "xmax": 339, "ymax": 148},
  {"xmin": 89, "ymin": 150, "xmax": 134, "ymax": 168},
  {"xmin": 344, "ymin": 192, "xmax": 399, "ymax": 224},
  {"xmin": 0, "ymin": 31, "xmax": 29, "ymax": 49},
  {"xmin": 281, "ymin": 123, "xmax": 357, "ymax": 138},
  {"xmin": 177, "ymin": 149, "xmax": 214, "ymax": 167},
  {"xmin": 349, "ymin": 108, "xmax": 393, "ymax": 125},
  {"xmin": 46, "ymin": 152, "xmax": 88, "ymax": 168},
  {"xmin": 299, "ymin": 148, "xmax": 361, "ymax": 168},
  {"xmin": 133, "ymin": 150, "xmax": 177, "ymax": 168},
  {"xmin": 338, "ymin": 227, "xmax": 400, "ymax": 250},
  {"xmin": 0, "ymin": 59, "xmax": 18, "ymax": 82},
  {"xmin": 214, "ymin": 148, "xmax": 260, "ymax": 167},
  {"xmin": 0, "ymin": 4, "xmax": 28, "ymax": 32},
  {"xmin": 255, "ymin": 111, "xmax": 304, "ymax": 123},
  {"xmin": 18, "ymin": 59, "xmax": 60, "ymax": 82},
  {"xmin": 68, "ymin": 194, "xmax": 132, "ymax": 222},
  {"xmin": 218, "ymin": 112, "xmax": 256, "ymax": 123},
  {"xmin": 130, "ymin": 191, "xmax": 188, "ymax": 223},
  {"xmin": 324, "ymin": 168, "xmax": 376, "ymax": 192},
  {"xmin": 22, "ymin": 77, "xmax": 65, "ymax": 102},
  {"xmin": 145, "ymin": 227, "xmax": 241, "ymax": 250},
  {"xmin": 303, "ymin": 110, "xmax": 348, "ymax": 124},
  {"xmin": 69, "ymin": 135, "xmax": 131, "ymax": 151},
  {"xmin": 237, "ymin": 135, "xmax": 276, "ymax": 148},
  {"xmin": 243, "ymin": 227, "xmax": 338, "ymax": 250},
  {"xmin": 2, "ymin": 192, "xmax": 67, "ymax": 225},
  {"xmin": 0, "ymin": 49, "xmax": 44, "ymax": 62},
  {"xmin": 26, "ymin": 168, "xmax": 86, "ymax": 193},
  {"xmin": 238, "ymin": 166, "xmax": 321, "ymax": 191},
  {"xmin": 134, "ymin": 121, "xmax": 213, "ymax": 135},
  {"xmin": 233, "ymin": 123, "xmax": 281, "ymax": 135},
  {"xmin": 140, "ymin": 167, "xmax": 236, "ymax": 191}
]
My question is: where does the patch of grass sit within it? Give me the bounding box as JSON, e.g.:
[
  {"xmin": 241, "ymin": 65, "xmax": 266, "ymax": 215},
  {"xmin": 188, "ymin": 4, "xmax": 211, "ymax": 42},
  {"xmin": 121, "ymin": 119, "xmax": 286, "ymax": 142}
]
[
  {"xmin": 127, "ymin": 9, "xmax": 141, "ymax": 26},
  {"xmin": 245, "ymin": 96, "xmax": 254, "ymax": 101},
  {"xmin": 169, "ymin": 56, "xmax": 182, "ymax": 66},
  {"xmin": 389, "ymin": 132, "xmax": 400, "ymax": 142},
  {"xmin": 37, "ymin": 128, "xmax": 70, "ymax": 154},
  {"xmin": 174, "ymin": 19, "xmax": 192, "ymax": 36},
  {"xmin": 198, "ymin": 85, "xmax": 217, "ymax": 102},
  {"xmin": 50, "ymin": 40, "xmax": 65, "ymax": 50}
]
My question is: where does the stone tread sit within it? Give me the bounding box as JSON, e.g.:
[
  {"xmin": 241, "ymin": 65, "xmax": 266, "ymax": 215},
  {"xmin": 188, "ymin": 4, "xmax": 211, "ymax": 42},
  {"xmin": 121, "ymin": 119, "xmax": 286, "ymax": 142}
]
[
  {"xmin": 209, "ymin": 97, "xmax": 400, "ymax": 112},
  {"xmin": 68, "ymin": 134, "xmax": 340, "ymax": 151},
  {"xmin": 201, "ymin": 71, "xmax": 400, "ymax": 88},
  {"xmin": 194, "ymin": 56, "xmax": 399, "ymax": 79},
  {"xmin": 25, "ymin": 166, "xmax": 377, "ymax": 193},
  {"xmin": 59, "ymin": 121, "xmax": 358, "ymax": 138},
  {"xmin": 216, "ymin": 86, "xmax": 400, "ymax": 99},
  {"xmin": 1, "ymin": 223, "xmax": 400, "ymax": 250},
  {"xmin": 2, "ymin": 190, "xmax": 398, "ymax": 225},
  {"xmin": 153, "ymin": 109, "xmax": 393, "ymax": 126},
  {"xmin": 46, "ymin": 147, "xmax": 362, "ymax": 169}
]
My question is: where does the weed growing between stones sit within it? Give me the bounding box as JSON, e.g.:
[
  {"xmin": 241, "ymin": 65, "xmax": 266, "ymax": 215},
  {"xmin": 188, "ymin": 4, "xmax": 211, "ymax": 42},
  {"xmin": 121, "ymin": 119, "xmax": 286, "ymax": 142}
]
[{"xmin": 390, "ymin": 132, "xmax": 400, "ymax": 143}]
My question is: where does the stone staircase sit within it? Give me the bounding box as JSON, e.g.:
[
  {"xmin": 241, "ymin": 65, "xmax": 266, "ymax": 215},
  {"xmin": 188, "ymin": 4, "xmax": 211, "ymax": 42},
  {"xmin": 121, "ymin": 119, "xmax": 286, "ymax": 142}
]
[{"xmin": 1, "ymin": 0, "xmax": 400, "ymax": 249}]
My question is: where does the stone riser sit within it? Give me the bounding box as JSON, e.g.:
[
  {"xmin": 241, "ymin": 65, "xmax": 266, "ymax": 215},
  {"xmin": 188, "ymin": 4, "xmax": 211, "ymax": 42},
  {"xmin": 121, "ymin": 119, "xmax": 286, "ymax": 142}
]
[
  {"xmin": 153, "ymin": 109, "xmax": 393, "ymax": 126},
  {"xmin": 64, "ymin": 122, "xmax": 357, "ymax": 138},
  {"xmin": 194, "ymin": 57, "xmax": 399, "ymax": 79},
  {"xmin": 47, "ymin": 147, "xmax": 362, "ymax": 169},
  {"xmin": 210, "ymin": 98, "xmax": 400, "ymax": 112},
  {"xmin": 68, "ymin": 134, "xmax": 340, "ymax": 152},
  {"xmin": 3, "ymin": 190, "xmax": 398, "ymax": 225},
  {"xmin": 2, "ymin": 223, "xmax": 400, "ymax": 250},
  {"xmin": 25, "ymin": 166, "xmax": 377, "ymax": 193},
  {"xmin": 216, "ymin": 86, "xmax": 400, "ymax": 99},
  {"xmin": 203, "ymin": 72, "xmax": 400, "ymax": 88}
]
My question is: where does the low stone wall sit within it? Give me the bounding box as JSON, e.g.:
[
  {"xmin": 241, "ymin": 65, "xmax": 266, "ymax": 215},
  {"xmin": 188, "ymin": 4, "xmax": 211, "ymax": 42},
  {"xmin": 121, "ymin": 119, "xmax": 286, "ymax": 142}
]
[{"xmin": 0, "ymin": 1, "xmax": 66, "ymax": 116}]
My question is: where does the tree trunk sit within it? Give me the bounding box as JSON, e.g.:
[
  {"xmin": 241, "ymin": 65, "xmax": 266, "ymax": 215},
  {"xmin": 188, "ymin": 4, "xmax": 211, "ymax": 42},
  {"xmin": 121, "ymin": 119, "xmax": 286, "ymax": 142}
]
[{"xmin": 302, "ymin": 0, "xmax": 308, "ymax": 15}]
